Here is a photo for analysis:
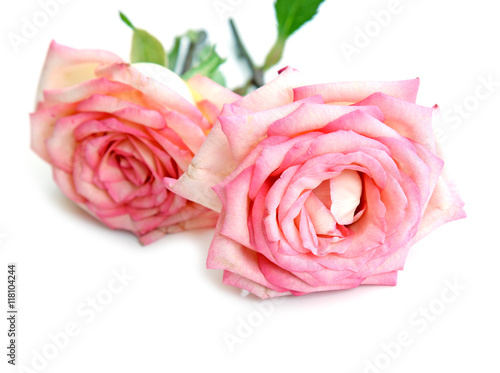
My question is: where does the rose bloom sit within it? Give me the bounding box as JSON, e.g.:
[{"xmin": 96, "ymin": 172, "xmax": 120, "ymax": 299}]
[
  {"xmin": 166, "ymin": 67, "xmax": 466, "ymax": 298},
  {"xmin": 31, "ymin": 41, "xmax": 239, "ymax": 244}
]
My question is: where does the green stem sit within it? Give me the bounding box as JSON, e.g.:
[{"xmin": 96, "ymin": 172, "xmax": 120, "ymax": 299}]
[
  {"xmin": 262, "ymin": 37, "xmax": 286, "ymax": 72},
  {"xmin": 229, "ymin": 18, "xmax": 264, "ymax": 88},
  {"xmin": 181, "ymin": 31, "xmax": 207, "ymax": 75}
]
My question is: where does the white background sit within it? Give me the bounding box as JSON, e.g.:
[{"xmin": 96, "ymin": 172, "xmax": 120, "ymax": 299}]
[{"xmin": 1, "ymin": 0, "xmax": 499, "ymax": 372}]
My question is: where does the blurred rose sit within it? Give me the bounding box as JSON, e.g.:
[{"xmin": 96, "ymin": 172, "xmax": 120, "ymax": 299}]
[
  {"xmin": 166, "ymin": 67, "xmax": 466, "ymax": 298},
  {"xmin": 31, "ymin": 41, "xmax": 239, "ymax": 244}
]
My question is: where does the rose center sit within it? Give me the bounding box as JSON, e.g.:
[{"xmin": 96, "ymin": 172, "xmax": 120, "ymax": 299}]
[{"xmin": 312, "ymin": 169, "xmax": 363, "ymax": 227}]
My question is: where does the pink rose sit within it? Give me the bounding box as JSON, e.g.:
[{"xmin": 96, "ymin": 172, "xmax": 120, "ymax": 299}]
[
  {"xmin": 166, "ymin": 67, "xmax": 466, "ymax": 298},
  {"xmin": 31, "ymin": 41, "xmax": 239, "ymax": 244}
]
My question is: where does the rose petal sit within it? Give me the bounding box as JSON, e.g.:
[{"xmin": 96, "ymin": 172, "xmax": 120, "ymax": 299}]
[
  {"xmin": 221, "ymin": 97, "xmax": 324, "ymax": 164},
  {"xmin": 36, "ymin": 41, "xmax": 123, "ymax": 103},
  {"xmin": 30, "ymin": 102, "xmax": 76, "ymax": 162},
  {"xmin": 95, "ymin": 62, "xmax": 208, "ymax": 128},
  {"xmin": 294, "ymin": 78, "xmax": 420, "ymax": 104},
  {"xmin": 222, "ymin": 271, "xmax": 291, "ymax": 299},
  {"xmin": 76, "ymin": 94, "xmax": 166, "ymax": 129},
  {"xmin": 329, "ymin": 169, "xmax": 362, "ymax": 225},
  {"xmin": 207, "ymin": 209, "xmax": 288, "ymax": 294},
  {"xmin": 46, "ymin": 112, "xmax": 106, "ymax": 172},
  {"xmin": 354, "ymin": 92, "xmax": 436, "ymax": 151},
  {"xmin": 187, "ymin": 74, "xmax": 241, "ymax": 110},
  {"xmin": 43, "ymin": 77, "xmax": 132, "ymax": 105},
  {"xmin": 267, "ymin": 103, "xmax": 385, "ymax": 137},
  {"xmin": 233, "ymin": 66, "xmax": 306, "ymax": 111}
]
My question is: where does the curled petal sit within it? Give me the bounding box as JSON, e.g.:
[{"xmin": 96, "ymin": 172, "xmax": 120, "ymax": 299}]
[
  {"xmin": 36, "ymin": 41, "xmax": 123, "ymax": 103},
  {"xmin": 330, "ymin": 170, "xmax": 362, "ymax": 225}
]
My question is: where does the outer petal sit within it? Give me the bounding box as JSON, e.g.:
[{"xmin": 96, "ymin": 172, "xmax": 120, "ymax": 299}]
[
  {"xmin": 294, "ymin": 78, "xmax": 420, "ymax": 104},
  {"xmin": 222, "ymin": 271, "xmax": 291, "ymax": 299},
  {"xmin": 207, "ymin": 209, "xmax": 288, "ymax": 294},
  {"xmin": 258, "ymin": 254, "xmax": 362, "ymax": 295},
  {"xmin": 217, "ymin": 167, "xmax": 254, "ymax": 248},
  {"xmin": 411, "ymin": 163, "xmax": 466, "ymax": 244},
  {"xmin": 354, "ymin": 92, "xmax": 436, "ymax": 152},
  {"xmin": 408, "ymin": 108, "xmax": 466, "ymax": 241},
  {"xmin": 233, "ymin": 66, "xmax": 305, "ymax": 111},
  {"xmin": 132, "ymin": 62, "xmax": 195, "ymax": 105},
  {"xmin": 221, "ymin": 97, "xmax": 323, "ymax": 164},
  {"xmin": 187, "ymin": 74, "xmax": 241, "ymax": 110},
  {"xmin": 267, "ymin": 103, "xmax": 384, "ymax": 137},
  {"xmin": 36, "ymin": 41, "xmax": 123, "ymax": 103},
  {"xmin": 163, "ymin": 120, "xmax": 235, "ymax": 212},
  {"xmin": 361, "ymin": 271, "xmax": 399, "ymax": 286},
  {"xmin": 30, "ymin": 103, "xmax": 76, "ymax": 162},
  {"xmin": 95, "ymin": 62, "xmax": 208, "ymax": 128},
  {"xmin": 52, "ymin": 168, "xmax": 85, "ymax": 204},
  {"xmin": 43, "ymin": 77, "xmax": 132, "ymax": 105}
]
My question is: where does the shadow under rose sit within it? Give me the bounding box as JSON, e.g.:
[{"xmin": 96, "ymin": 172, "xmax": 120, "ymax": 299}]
[
  {"xmin": 48, "ymin": 186, "xmax": 108, "ymax": 229},
  {"xmin": 146, "ymin": 226, "xmax": 223, "ymax": 278},
  {"xmin": 45, "ymin": 185, "xmax": 142, "ymax": 245}
]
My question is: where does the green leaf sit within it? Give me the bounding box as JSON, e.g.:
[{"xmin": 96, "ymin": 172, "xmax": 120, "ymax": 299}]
[
  {"xmin": 167, "ymin": 36, "xmax": 181, "ymax": 72},
  {"xmin": 209, "ymin": 69, "xmax": 226, "ymax": 87},
  {"xmin": 120, "ymin": 12, "xmax": 167, "ymax": 66},
  {"xmin": 180, "ymin": 30, "xmax": 208, "ymax": 74},
  {"xmin": 198, "ymin": 45, "xmax": 226, "ymax": 86},
  {"xmin": 262, "ymin": 0, "xmax": 324, "ymax": 70},
  {"xmin": 119, "ymin": 12, "xmax": 135, "ymax": 29},
  {"xmin": 275, "ymin": 0, "xmax": 325, "ymax": 39},
  {"xmin": 131, "ymin": 29, "xmax": 167, "ymax": 66},
  {"xmin": 198, "ymin": 44, "xmax": 214, "ymax": 60},
  {"xmin": 181, "ymin": 46, "xmax": 226, "ymax": 81},
  {"xmin": 186, "ymin": 30, "xmax": 207, "ymax": 44}
]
